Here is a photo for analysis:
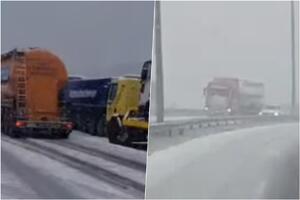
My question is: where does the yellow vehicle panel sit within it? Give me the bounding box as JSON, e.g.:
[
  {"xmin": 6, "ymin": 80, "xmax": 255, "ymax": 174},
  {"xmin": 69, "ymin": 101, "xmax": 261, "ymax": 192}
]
[
  {"xmin": 106, "ymin": 77, "xmax": 141, "ymax": 122},
  {"xmin": 123, "ymin": 118, "xmax": 148, "ymax": 130}
]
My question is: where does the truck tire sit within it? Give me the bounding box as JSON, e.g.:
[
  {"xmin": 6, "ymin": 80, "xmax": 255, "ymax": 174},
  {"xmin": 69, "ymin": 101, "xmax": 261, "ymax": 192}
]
[
  {"xmin": 96, "ymin": 118, "xmax": 106, "ymax": 137},
  {"xmin": 53, "ymin": 130, "xmax": 70, "ymax": 139},
  {"xmin": 4, "ymin": 110, "xmax": 19, "ymax": 138},
  {"xmin": 1, "ymin": 108, "xmax": 5, "ymax": 132},
  {"xmin": 107, "ymin": 117, "xmax": 131, "ymax": 145},
  {"xmin": 107, "ymin": 117, "xmax": 121, "ymax": 144},
  {"xmin": 87, "ymin": 119, "xmax": 97, "ymax": 135},
  {"xmin": 60, "ymin": 132, "xmax": 70, "ymax": 139},
  {"xmin": 81, "ymin": 121, "xmax": 89, "ymax": 133},
  {"xmin": 75, "ymin": 115, "xmax": 84, "ymax": 131},
  {"xmin": 3, "ymin": 115, "xmax": 10, "ymax": 135}
]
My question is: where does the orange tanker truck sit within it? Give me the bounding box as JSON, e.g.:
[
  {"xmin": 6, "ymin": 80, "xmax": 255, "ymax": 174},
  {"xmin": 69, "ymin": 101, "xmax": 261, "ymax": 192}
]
[{"xmin": 1, "ymin": 48, "xmax": 73, "ymax": 138}]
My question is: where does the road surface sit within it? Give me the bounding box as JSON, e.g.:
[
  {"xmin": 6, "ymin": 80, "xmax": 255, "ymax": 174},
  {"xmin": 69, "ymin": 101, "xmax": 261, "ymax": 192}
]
[
  {"xmin": 1, "ymin": 130, "xmax": 146, "ymax": 199},
  {"xmin": 146, "ymin": 122, "xmax": 299, "ymax": 199}
]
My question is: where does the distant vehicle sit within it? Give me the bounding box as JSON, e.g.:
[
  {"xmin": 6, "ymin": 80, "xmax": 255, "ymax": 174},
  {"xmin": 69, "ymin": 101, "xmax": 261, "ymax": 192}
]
[
  {"xmin": 1, "ymin": 48, "xmax": 73, "ymax": 138},
  {"xmin": 259, "ymin": 105, "xmax": 282, "ymax": 116},
  {"xmin": 204, "ymin": 77, "xmax": 265, "ymax": 115}
]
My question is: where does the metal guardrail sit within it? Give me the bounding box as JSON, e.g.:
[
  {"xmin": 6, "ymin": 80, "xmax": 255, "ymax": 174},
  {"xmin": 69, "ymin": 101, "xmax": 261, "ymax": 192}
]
[{"xmin": 149, "ymin": 115, "xmax": 299, "ymax": 137}]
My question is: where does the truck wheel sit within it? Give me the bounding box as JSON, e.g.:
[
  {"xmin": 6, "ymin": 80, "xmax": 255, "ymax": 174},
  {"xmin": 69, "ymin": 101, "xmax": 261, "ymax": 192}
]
[
  {"xmin": 1, "ymin": 108, "xmax": 5, "ymax": 132},
  {"xmin": 107, "ymin": 117, "xmax": 131, "ymax": 145},
  {"xmin": 3, "ymin": 119, "xmax": 10, "ymax": 135},
  {"xmin": 10, "ymin": 130, "xmax": 20, "ymax": 138},
  {"xmin": 107, "ymin": 117, "xmax": 121, "ymax": 144},
  {"xmin": 60, "ymin": 132, "xmax": 70, "ymax": 139},
  {"xmin": 87, "ymin": 120, "xmax": 97, "ymax": 135},
  {"xmin": 53, "ymin": 130, "xmax": 70, "ymax": 139},
  {"xmin": 117, "ymin": 127, "xmax": 131, "ymax": 146},
  {"xmin": 77, "ymin": 122, "xmax": 83, "ymax": 132},
  {"xmin": 80, "ymin": 120, "xmax": 89, "ymax": 133},
  {"xmin": 96, "ymin": 118, "xmax": 105, "ymax": 137},
  {"xmin": 3, "ymin": 109, "xmax": 8, "ymax": 134},
  {"xmin": 4, "ymin": 111, "xmax": 17, "ymax": 137}
]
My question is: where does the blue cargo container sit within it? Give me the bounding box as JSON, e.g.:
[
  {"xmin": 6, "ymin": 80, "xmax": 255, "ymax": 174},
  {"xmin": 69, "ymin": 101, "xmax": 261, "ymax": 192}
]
[{"xmin": 61, "ymin": 78, "xmax": 112, "ymax": 136}]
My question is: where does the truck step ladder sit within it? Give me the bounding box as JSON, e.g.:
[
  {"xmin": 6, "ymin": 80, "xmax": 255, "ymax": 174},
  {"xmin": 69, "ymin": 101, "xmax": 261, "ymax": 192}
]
[{"xmin": 15, "ymin": 56, "xmax": 27, "ymax": 117}]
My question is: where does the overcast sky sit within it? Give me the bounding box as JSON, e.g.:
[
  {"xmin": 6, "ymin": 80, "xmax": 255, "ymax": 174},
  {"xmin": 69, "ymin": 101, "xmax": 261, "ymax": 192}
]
[
  {"xmin": 155, "ymin": 1, "xmax": 299, "ymax": 109},
  {"xmin": 2, "ymin": 1, "xmax": 154, "ymax": 78}
]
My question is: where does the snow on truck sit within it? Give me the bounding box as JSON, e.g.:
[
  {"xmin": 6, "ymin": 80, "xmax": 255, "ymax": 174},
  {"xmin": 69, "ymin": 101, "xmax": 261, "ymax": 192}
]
[
  {"xmin": 203, "ymin": 77, "xmax": 265, "ymax": 115},
  {"xmin": 1, "ymin": 48, "xmax": 73, "ymax": 138}
]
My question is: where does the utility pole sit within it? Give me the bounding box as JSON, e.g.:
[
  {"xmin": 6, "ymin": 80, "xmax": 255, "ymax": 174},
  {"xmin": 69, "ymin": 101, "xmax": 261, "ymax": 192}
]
[
  {"xmin": 290, "ymin": 0, "xmax": 298, "ymax": 114},
  {"xmin": 155, "ymin": 1, "xmax": 165, "ymax": 122}
]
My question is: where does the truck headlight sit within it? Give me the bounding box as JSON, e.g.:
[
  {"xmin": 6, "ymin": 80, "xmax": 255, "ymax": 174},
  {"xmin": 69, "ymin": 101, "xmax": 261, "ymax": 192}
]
[
  {"xmin": 227, "ymin": 108, "xmax": 232, "ymax": 113},
  {"xmin": 259, "ymin": 112, "xmax": 263, "ymax": 115},
  {"xmin": 274, "ymin": 112, "xmax": 279, "ymax": 116}
]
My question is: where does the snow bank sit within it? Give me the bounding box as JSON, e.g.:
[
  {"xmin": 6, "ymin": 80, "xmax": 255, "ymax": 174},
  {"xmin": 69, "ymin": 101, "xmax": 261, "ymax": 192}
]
[{"xmin": 146, "ymin": 122, "xmax": 299, "ymax": 199}]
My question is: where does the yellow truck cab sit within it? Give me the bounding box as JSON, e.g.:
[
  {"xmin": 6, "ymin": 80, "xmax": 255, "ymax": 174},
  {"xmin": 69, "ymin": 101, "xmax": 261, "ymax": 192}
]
[
  {"xmin": 106, "ymin": 76, "xmax": 141, "ymax": 128},
  {"xmin": 107, "ymin": 61, "xmax": 151, "ymax": 146}
]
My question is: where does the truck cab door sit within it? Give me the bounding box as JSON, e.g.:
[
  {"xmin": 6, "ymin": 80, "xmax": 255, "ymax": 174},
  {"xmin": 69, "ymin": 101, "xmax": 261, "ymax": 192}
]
[{"xmin": 106, "ymin": 82, "xmax": 118, "ymax": 121}]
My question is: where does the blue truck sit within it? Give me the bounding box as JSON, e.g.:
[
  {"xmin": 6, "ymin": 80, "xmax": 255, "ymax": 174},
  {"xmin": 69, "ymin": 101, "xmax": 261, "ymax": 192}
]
[{"xmin": 61, "ymin": 78, "xmax": 112, "ymax": 136}]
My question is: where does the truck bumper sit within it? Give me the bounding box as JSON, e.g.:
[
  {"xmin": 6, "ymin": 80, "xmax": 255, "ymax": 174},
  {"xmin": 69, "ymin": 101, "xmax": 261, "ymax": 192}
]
[
  {"xmin": 206, "ymin": 109, "xmax": 232, "ymax": 115},
  {"xmin": 123, "ymin": 119, "xmax": 148, "ymax": 142},
  {"xmin": 14, "ymin": 120, "xmax": 73, "ymax": 135},
  {"xmin": 123, "ymin": 118, "xmax": 149, "ymax": 130}
]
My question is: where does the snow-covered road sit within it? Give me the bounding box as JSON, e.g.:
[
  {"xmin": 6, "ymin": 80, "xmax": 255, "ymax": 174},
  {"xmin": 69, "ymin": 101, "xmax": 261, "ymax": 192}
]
[
  {"xmin": 146, "ymin": 122, "xmax": 299, "ymax": 199},
  {"xmin": 1, "ymin": 131, "xmax": 146, "ymax": 199}
]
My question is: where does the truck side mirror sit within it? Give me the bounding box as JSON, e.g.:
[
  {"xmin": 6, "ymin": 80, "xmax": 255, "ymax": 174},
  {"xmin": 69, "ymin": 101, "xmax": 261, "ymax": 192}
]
[
  {"xmin": 141, "ymin": 69, "xmax": 147, "ymax": 80},
  {"xmin": 203, "ymin": 88, "xmax": 207, "ymax": 95}
]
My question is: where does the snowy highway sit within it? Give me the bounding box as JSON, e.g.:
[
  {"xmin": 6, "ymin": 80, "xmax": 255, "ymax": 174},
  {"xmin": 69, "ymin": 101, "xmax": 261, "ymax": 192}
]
[
  {"xmin": 1, "ymin": 131, "xmax": 146, "ymax": 199},
  {"xmin": 148, "ymin": 114, "xmax": 297, "ymax": 153},
  {"xmin": 146, "ymin": 122, "xmax": 299, "ymax": 199}
]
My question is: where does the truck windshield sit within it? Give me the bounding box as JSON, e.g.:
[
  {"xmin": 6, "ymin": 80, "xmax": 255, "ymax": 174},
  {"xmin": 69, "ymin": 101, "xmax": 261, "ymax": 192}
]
[
  {"xmin": 208, "ymin": 87, "xmax": 229, "ymax": 97},
  {"xmin": 206, "ymin": 86, "xmax": 230, "ymax": 108}
]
